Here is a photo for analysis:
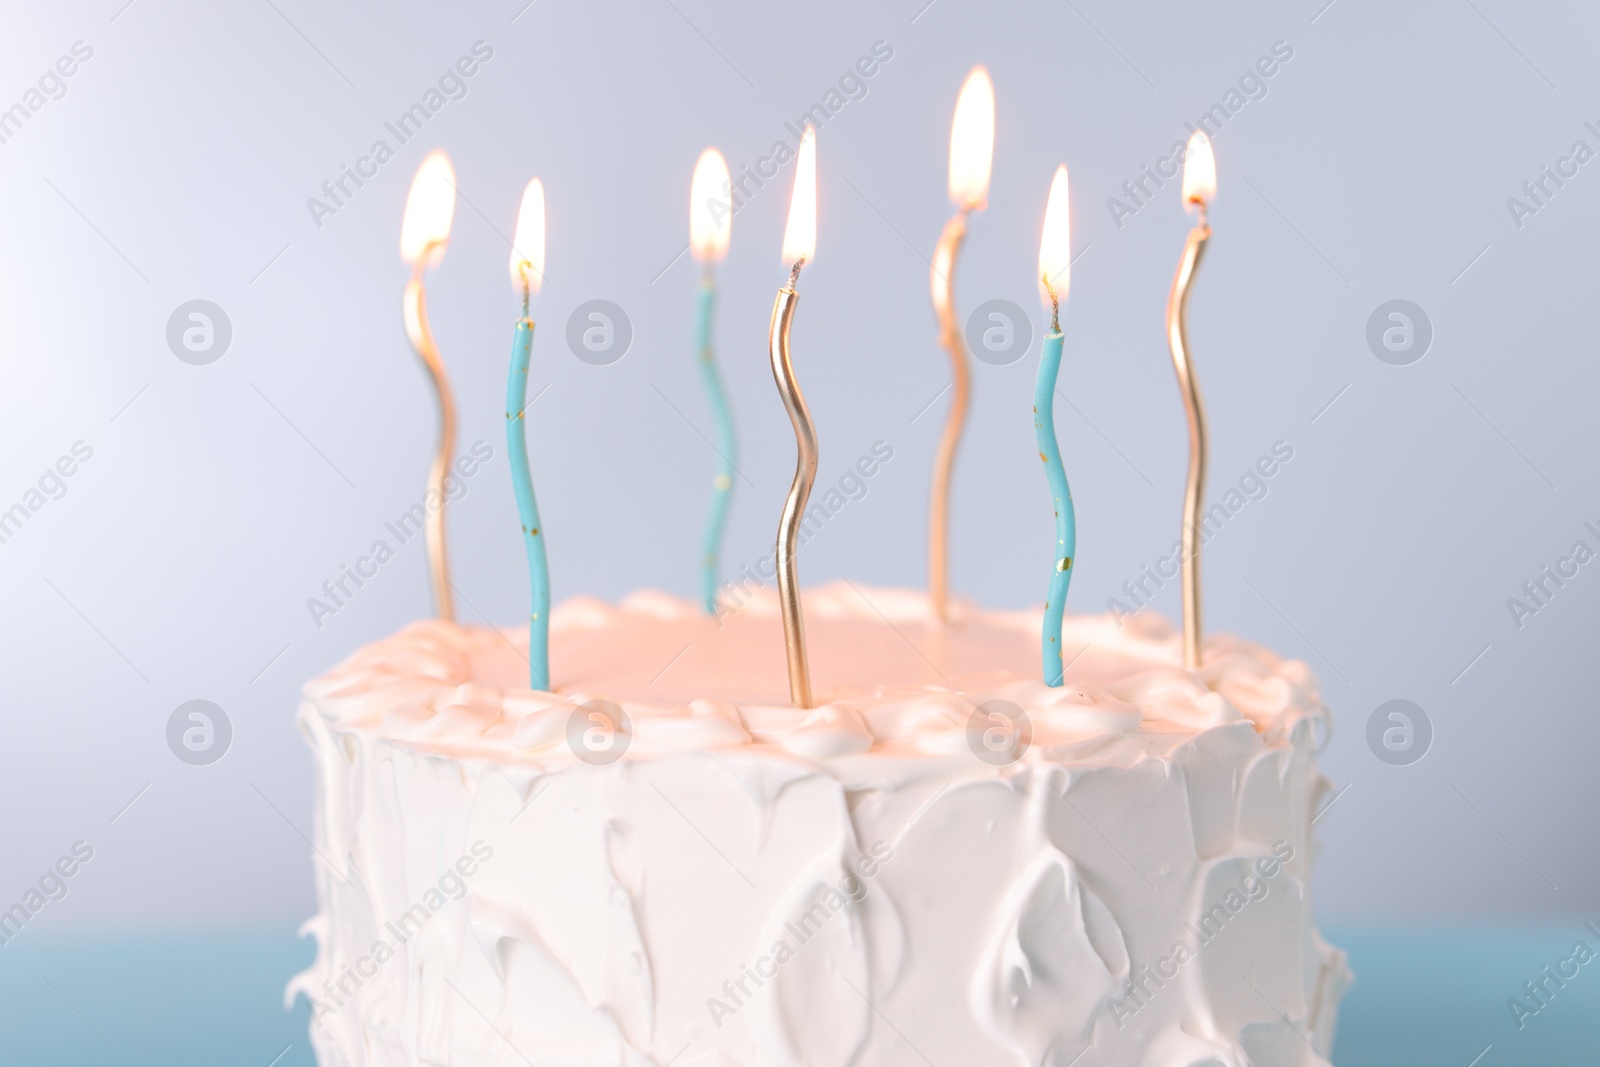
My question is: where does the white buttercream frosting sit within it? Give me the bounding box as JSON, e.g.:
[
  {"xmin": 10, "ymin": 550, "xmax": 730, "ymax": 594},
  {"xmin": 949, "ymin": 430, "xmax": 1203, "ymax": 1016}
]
[{"xmin": 289, "ymin": 584, "xmax": 1349, "ymax": 1066}]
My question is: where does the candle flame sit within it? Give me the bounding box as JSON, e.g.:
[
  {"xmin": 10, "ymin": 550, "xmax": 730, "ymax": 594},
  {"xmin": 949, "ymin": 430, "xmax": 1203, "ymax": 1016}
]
[
  {"xmin": 1182, "ymin": 130, "xmax": 1216, "ymax": 210},
  {"xmin": 948, "ymin": 66, "xmax": 994, "ymax": 209},
  {"xmin": 401, "ymin": 150, "xmax": 457, "ymax": 266},
  {"xmin": 1037, "ymin": 165, "xmax": 1071, "ymax": 314},
  {"xmin": 509, "ymin": 178, "xmax": 546, "ymax": 295},
  {"xmin": 781, "ymin": 125, "xmax": 817, "ymax": 268},
  {"xmin": 690, "ymin": 148, "xmax": 732, "ymax": 262}
]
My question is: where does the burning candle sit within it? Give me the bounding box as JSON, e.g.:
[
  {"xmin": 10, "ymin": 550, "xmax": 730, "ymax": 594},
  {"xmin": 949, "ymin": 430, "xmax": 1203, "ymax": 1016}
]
[
  {"xmin": 1034, "ymin": 165, "xmax": 1076, "ymax": 686},
  {"xmin": 928, "ymin": 66, "xmax": 995, "ymax": 621},
  {"xmin": 690, "ymin": 148, "xmax": 735, "ymax": 615},
  {"xmin": 400, "ymin": 149, "xmax": 458, "ymax": 621},
  {"xmin": 1166, "ymin": 130, "xmax": 1216, "ymax": 670},
  {"xmin": 507, "ymin": 178, "xmax": 551, "ymax": 691},
  {"xmin": 769, "ymin": 125, "xmax": 818, "ymax": 709}
]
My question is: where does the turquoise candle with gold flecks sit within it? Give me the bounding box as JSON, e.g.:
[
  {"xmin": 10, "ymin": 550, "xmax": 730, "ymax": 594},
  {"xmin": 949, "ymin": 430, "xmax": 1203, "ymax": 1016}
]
[
  {"xmin": 507, "ymin": 317, "xmax": 550, "ymax": 690},
  {"xmin": 1035, "ymin": 165, "xmax": 1077, "ymax": 686},
  {"xmin": 697, "ymin": 278, "xmax": 736, "ymax": 613},
  {"xmin": 507, "ymin": 179, "xmax": 551, "ymax": 691},
  {"xmin": 1033, "ymin": 328, "xmax": 1076, "ymax": 685},
  {"xmin": 690, "ymin": 148, "xmax": 736, "ymax": 615}
]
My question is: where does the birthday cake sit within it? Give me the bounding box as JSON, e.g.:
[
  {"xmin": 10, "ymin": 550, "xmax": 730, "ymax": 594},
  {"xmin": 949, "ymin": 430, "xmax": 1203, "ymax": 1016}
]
[{"xmin": 288, "ymin": 584, "xmax": 1349, "ymax": 1066}]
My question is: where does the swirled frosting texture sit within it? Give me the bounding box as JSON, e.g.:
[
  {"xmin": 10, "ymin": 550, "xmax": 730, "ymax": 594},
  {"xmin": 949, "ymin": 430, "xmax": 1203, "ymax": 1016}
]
[{"xmin": 289, "ymin": 585, "xmax": 1349, "ymax": 1065}]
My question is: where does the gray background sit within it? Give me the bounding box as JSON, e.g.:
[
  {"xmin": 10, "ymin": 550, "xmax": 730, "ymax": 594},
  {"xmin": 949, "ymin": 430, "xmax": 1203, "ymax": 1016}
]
[{"xmin": 1, "ymin": 0, "xmax": 1594, "ymax": 933}]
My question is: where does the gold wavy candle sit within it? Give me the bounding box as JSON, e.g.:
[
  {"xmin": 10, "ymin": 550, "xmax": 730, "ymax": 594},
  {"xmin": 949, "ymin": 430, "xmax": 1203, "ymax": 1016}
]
[
  {"xmin": 928, "ymin": 66, "xmax": 994, "ymax": 622},
  {"xmin": 400, "ymin": 150, "xmax": 459, "ymax": 622},
  {"xmin": 1165, "ymin": 131, "xmax": 1216, "ymax": 669},
  {"xmin": 770, "ymin": 126, "xmax": 819, "ymax": 708}
]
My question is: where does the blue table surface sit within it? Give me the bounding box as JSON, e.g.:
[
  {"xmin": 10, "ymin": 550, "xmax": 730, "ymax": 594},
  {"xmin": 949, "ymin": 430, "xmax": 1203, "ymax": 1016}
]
[{"xmin": 1, "ymin": 924, "xmax": 1595, "ymax": 1064}]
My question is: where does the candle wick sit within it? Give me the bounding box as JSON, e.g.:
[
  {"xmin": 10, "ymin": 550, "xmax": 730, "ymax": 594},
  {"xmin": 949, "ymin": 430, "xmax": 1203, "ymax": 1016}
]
[
  {"xmin": 788, "ymin": 257, "xmax": 806, "ymax": 290},
  {"xmin": 519, "ymin": 261, "xmax": 531, "ymax": 319},
  {"xmin": 415, "ymin": 239, "xmax": 444, "ymax": 284},
  {"xmin": 1042, "ymin": 272, "xmax": 1060, "ymax": 334}
]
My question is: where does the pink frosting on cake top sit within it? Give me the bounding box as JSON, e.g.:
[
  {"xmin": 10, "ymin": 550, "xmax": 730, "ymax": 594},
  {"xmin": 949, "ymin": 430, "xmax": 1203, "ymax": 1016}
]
[{"xmin": 303, "ymin": 583, "xmax": 1327, "ymax": 763}]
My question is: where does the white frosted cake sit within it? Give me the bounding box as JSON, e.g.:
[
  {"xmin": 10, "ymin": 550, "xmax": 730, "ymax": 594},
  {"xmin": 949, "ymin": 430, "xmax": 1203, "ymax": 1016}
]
[{"xmin": 289, "ymin": 585, "xmax": 1349, "ymax": 1066}]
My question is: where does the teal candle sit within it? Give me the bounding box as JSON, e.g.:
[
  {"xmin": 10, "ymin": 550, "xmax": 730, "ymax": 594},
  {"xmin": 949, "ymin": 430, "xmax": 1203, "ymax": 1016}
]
[
  {"xmin": 506, "ymin": 315, "xmax": 551, "ymax": 691},
  {"xmin": 1033, "ymin": 325, "xmax": 1076, "ymax": 686},
  {"xmin": 690, "ymin": 148, "xmax": 736, "ymax": 615},
  {"xmin": 696, "ymin": 277, "xmax": 736, "ymax": 613},
  {"xmin": 507, "ymin": 180, "xmax": 550, "ymax": 691},
  {"xmin": 1035, "ymin": 166, "xmax": 1076, "ymax": 685}
]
